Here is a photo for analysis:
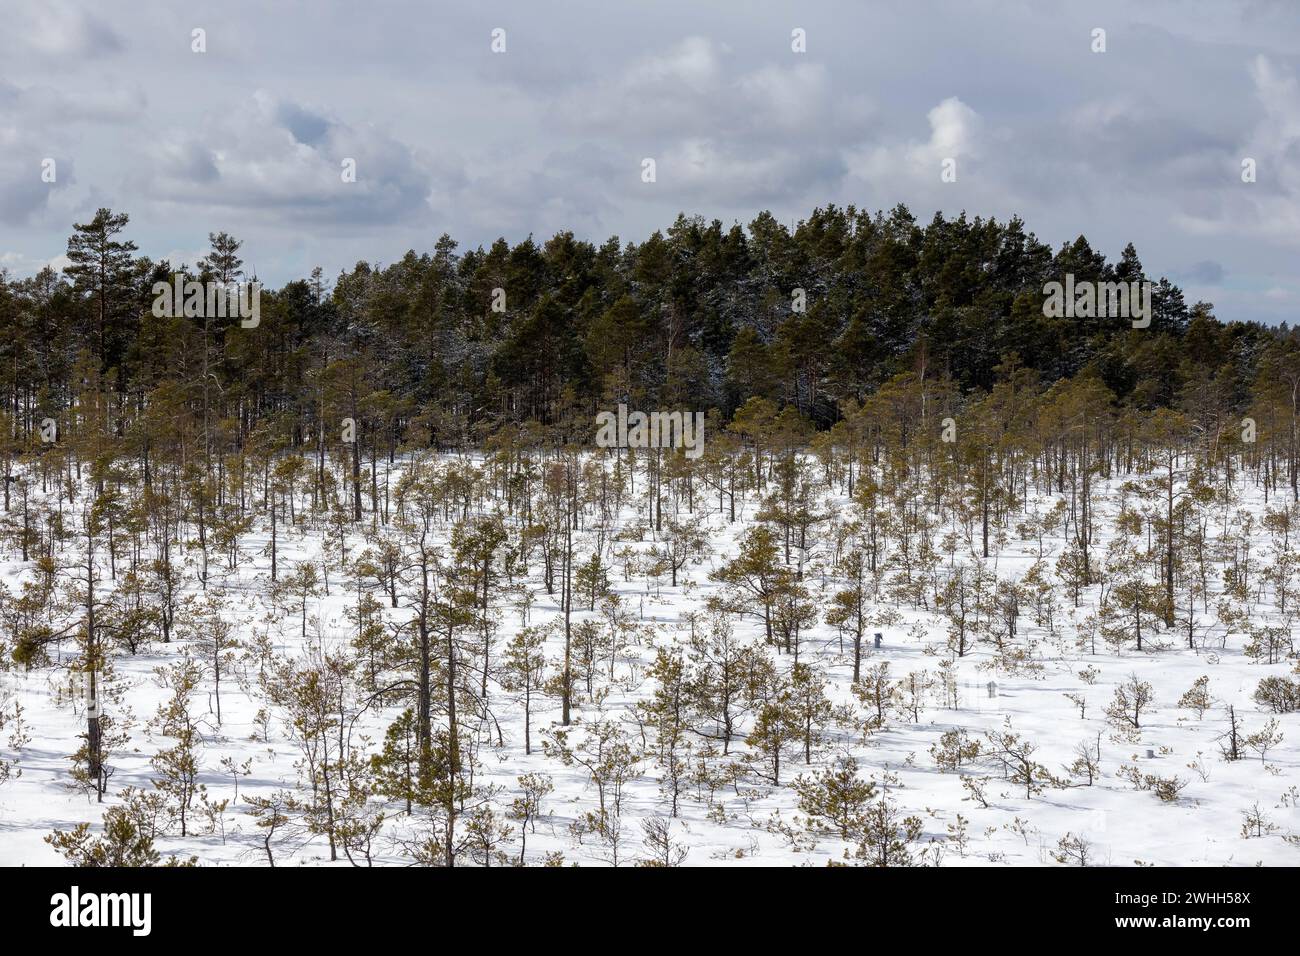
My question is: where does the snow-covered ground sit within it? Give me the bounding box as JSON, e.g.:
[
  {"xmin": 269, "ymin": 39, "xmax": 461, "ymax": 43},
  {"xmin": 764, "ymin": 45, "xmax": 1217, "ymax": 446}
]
[{"xmin": 0, "ymin": 452, "xmax": 1297, "ymax": 866}]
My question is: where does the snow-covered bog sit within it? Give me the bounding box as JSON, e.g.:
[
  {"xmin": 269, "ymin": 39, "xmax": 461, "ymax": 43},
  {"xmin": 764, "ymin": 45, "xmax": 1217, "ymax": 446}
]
[{"xmin": 0, "ymin": 445, "xmax": 1297, "ymax": 867}]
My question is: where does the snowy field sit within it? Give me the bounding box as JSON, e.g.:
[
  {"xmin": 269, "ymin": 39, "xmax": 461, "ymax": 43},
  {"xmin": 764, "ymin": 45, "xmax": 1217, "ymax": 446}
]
[{"xmin": 1, "ymin": 450, "xmax": 1297, "ymax": 867}]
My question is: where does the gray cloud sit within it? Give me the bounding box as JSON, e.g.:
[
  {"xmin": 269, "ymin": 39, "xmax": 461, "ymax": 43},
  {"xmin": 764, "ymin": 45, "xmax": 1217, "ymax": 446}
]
[
  {"xmin": 130, "ymin": 92, "xmax": 437, "ymax": 230},
  {"xmin": 1183, "ymin": 260, "xmax": 1227, "ymax": 284},
  {"xmin": 276, "ymin": 102, "xmax": 332, "ymax": 148},
  {"xmin": 0, "ymin": 124, "xmax": 75, "ymax": 226}
]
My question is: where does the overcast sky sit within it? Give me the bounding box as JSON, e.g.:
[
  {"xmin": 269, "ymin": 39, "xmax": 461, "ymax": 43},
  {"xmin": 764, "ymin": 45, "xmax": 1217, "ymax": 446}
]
[{"xmin": 2, "ymin": 0, "xmax": 1298, "ymax": 324}]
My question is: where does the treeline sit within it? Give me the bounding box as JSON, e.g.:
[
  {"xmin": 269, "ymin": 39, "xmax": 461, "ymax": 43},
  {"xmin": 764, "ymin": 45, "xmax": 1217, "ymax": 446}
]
[{"xmin": 0, "ymin": 204, "xmax": 1296, "ymax": 469}]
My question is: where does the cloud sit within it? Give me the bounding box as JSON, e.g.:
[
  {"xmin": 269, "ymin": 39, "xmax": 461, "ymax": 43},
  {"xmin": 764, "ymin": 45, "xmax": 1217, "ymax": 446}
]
[
  {"xmin": 0, "ymin": 80, "xmax": 145, "ymax": 127},
  {"xmin": 0, "ymin": 127, "xmax": 72, "ymax": 225},
  {"xmin": 654, "ymin": 138, "xmax": 845, "ymax": 206},
  {"xmin": 1064, "ymin": 96, "xmax": 1229, "ymax": 176},
  {"xmin": 1183, "ymin": 260, "xmax": 1226, "ymax": 284},
  {"xmin": 133, "ymin": 93, "xmax": 439, "ymax": 230},
  {"xmin": 0, "ymin": 250, "xmax": 70, "ymax": 275},
  {"xmin": 1173, "ymin": 55, "xmax": 1300, "ymax": 244},
  {"xmin": 1247, "ymin": 54, "xmax": 1300, "ymax": 153},
  {"xmin": 554, "ymin": 36, "xmax": 840, "ymax": 144},
  {"xmin": 845, "ymin": 96, "xmax": 984, "ymax": 192},
  {"xmin": 735, "ymin": 62, "xmax": 835, "ymax": 134},
  {"xmin": 275, "ymin": 101, "xmax": 332, "ymax": 148},
  {"xmin": 537, "ymin": 37, "xmax": 853, "ymax": 211},
  {"xmin": 0, "ymin": 78, "xmax": 140, "ymax": 226},
  {"xmin": 626, "ymin": 35, "xmax": 724, "ymax": 91},
  {"xmin": 918, "ymin": 97, "xmax": 981, "ymax": 165},
  {"xmin": 424, "ymin": 143, "xmax": 620, "ymax": 241},
  {"xmin": 5, "ymin": 1, "xmax": 123, "ymax": 59}
]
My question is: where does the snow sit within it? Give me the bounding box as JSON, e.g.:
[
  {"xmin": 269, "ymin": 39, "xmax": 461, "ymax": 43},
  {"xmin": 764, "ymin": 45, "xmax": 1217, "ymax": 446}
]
[{"xmin": 0, "ymin": 452, "xmax": 1296, "ymax": 867}]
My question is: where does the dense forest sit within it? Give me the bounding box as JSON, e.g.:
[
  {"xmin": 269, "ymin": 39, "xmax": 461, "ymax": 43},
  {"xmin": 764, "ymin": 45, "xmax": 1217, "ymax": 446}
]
[{"xmin": 2, "ymin": 203, "xmax": 1294, "ymax": 464}]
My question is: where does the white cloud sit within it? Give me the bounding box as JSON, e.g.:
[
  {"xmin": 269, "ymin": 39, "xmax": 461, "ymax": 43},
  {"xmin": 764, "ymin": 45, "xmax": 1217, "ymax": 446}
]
[
  {"xmin": 626, "ymin": 35, "xmax": 724, "ymax": 91},
  {"xmin": 917, "ymin": 97, "xmax": 981, "ymax": 164},
  {"xmin": 846, "ymin": 96, "xmax": 983, "ymax": 188}
]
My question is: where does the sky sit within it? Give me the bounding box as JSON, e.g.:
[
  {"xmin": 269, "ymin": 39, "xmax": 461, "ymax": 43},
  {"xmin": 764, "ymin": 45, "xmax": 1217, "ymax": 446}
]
[{"xmin": 1, "ymin": 0, "xmax": 1298, "ymax": 324}]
